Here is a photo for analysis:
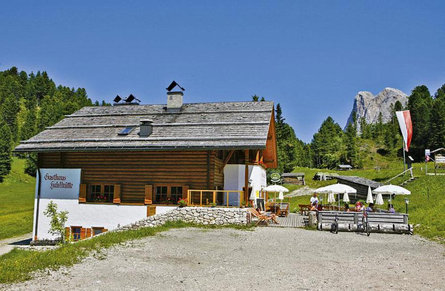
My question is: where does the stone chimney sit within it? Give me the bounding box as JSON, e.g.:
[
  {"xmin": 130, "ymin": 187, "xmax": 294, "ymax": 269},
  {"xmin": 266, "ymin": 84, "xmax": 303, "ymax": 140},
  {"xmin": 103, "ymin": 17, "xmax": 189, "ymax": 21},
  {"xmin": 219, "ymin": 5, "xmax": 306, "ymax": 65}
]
[
  {"xmin": 139, "ymin": 119, "xmax": 153, "ymax": 137},
  {"xmin": 167, "ymin": 91, "xmax": 183, "ymax": 112}
]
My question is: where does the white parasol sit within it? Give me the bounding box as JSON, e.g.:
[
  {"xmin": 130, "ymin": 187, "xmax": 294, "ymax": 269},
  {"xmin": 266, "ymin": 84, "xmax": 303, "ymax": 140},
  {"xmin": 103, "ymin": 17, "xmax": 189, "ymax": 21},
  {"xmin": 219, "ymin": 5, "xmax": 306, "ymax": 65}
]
[
  {"xmin": 366, "ymin": 186, "xmax": 374, "ymax": 204},
  {"xmin": 316, "ymin": 183, "xmax": 356, "ymax": 206},
  {"xmin": 375, "ymin": 193, "xmax": 384, "ymax": 205},
  {"xmin": 278, "ymin": 191, "xmax": 284, "ymax": 200},
  {"xmin": 372, "ymin": 184, "xmax": 411, "ymax": 203},
  {"xmin": 263, "ymin": 185, "xmax": 289, "ymax": 193},
  {"xmin": 263, "ymin": 185, "xmax": 289, "ymax": 201},
  {"xmin": 343, "ymin": 191, "xmax": 350, "ymax": 203},
  {"xmin": 327, "ymin": 192, "xmax": 336, "ymax": 203}
]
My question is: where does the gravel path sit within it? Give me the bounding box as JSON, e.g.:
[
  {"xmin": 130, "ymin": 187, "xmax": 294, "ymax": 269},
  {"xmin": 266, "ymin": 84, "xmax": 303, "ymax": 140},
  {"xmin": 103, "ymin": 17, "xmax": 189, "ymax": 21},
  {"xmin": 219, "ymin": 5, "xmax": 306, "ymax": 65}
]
[
  {"xmin": 4, "ymin": 228, "xmax": 445, "ymax": 290},
  {"xmin": 0, "ymin": 233, "xmax": 32, "ymax": 256}
]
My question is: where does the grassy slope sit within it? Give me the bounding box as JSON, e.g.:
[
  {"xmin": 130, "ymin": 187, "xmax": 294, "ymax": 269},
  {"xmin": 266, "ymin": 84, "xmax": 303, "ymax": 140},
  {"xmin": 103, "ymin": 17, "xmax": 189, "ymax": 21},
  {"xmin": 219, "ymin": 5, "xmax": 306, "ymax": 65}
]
[
  {"xmin": 0, "ymin": 158, "xmax": 35, "ymax": 240},
  {"xmin": 282, "ymin": 159, "xmax": 445, "ymax": 242}
]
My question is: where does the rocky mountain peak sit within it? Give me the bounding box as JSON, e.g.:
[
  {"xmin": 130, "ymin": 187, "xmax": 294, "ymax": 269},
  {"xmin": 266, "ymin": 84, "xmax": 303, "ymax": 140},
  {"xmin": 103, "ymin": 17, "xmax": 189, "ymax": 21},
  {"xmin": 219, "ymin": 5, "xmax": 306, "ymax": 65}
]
[{"xmin": 345, "ymin": 87, "xmax": 408, "ymax": 130}]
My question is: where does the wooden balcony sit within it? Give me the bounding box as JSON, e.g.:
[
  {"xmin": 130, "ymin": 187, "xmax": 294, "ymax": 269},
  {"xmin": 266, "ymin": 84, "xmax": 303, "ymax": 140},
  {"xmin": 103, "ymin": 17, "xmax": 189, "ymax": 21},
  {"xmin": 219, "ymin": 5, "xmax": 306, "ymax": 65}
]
[{"xmin": 187, "ymin": 190, "xmax": 244, "ymax": 207}]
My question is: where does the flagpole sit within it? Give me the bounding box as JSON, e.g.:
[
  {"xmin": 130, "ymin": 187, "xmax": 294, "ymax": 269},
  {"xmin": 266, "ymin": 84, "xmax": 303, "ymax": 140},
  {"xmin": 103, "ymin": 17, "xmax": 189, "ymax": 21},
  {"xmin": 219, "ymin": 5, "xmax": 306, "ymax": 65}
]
[{"xmin": 402, "ymin": 140, "xmax": 406, "ymax": 172}]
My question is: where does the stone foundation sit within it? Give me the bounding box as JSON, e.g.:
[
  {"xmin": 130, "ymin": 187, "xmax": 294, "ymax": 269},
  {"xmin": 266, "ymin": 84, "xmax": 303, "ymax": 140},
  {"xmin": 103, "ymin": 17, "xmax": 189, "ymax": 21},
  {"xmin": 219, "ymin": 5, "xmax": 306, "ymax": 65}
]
[{"xmin": 118, "ymin": 207, "xmax": 249, "ymax": 231}]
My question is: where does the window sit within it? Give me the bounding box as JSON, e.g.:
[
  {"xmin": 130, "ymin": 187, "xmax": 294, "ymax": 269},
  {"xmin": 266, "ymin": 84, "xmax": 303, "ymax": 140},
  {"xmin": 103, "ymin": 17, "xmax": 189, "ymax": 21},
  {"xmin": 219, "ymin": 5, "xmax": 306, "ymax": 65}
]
[
  {"xmin": 88, "ymin": 184, "xmax": 114, "ymax": 203},
  {"xmin": 92, "ymin": 227, "xmax": 105, "ymax": 236},
  {"xmin": 155, "ymin": 186, "xmax": 168, "ymax": 203},
  {"xmin": 118, "ymin": 126, "xmax": 135, "ymax": 135},
  {"xmin": 71, "ymin": 226, "xmax": 81, "ymax": 241},
  {"xmin": 171, "ymin": 186, "xmax": 183, "ymax": 204},
  {"xmin": 154, "ymin": 185, "xmax": 184, "ymax": 204}
]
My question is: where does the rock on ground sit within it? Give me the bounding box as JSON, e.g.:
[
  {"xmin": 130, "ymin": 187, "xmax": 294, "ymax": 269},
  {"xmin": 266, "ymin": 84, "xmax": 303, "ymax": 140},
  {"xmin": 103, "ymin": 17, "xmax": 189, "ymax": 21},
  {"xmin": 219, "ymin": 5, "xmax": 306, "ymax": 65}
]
[{"xmin": 3, "ymin": 228, "xmax": 445, "ymax": 290}]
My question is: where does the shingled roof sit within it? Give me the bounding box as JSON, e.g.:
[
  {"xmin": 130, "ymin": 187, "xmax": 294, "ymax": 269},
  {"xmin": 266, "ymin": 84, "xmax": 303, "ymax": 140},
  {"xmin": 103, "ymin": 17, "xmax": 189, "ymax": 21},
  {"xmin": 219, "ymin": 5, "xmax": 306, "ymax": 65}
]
[{"xmin": 15, "ymin": 101, "xmax": 274, "ymax": 152}]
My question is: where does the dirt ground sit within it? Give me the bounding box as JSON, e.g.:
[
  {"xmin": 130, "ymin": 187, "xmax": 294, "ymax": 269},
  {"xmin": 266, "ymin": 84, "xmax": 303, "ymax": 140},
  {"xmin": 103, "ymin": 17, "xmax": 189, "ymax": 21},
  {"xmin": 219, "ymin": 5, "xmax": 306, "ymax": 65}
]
[{"xmin": 4, "ymin": 227, "xmax": 445, "ymax": 290}]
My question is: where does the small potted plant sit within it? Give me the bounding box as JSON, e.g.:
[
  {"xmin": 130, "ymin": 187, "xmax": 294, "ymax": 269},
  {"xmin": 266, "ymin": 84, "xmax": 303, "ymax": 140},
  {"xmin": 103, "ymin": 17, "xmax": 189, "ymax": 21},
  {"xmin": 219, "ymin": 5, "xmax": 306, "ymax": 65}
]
[
  {"xmin": 241, "ymin": 201, "xmax": 247, "ymax": 208},
  {"xmin": 178, "ymin": 198, "xmax": 187, "ymax": 208},
  {"xmin": 210, "ymin": 202, "xmax": 217, "ymax": 208}
]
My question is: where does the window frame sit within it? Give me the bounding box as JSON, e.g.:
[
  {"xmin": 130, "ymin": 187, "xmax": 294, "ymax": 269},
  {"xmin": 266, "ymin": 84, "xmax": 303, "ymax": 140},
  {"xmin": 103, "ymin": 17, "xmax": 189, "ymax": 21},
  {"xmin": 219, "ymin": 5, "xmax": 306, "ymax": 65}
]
[
  {"xmin": 153, "ymin": 184, "xmax": 185, "ymax": 205},
  {"xmin": 87, "ymin": 183, "xmax": 115, "ymax": 203}
]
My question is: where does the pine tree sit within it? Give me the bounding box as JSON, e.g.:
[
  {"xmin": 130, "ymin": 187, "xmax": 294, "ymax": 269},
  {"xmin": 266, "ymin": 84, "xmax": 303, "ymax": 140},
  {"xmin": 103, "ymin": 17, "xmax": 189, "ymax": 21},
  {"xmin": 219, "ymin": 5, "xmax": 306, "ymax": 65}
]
[
  {"xmin": 408, "ymin": 85, "xmax": 433, "ymax": 149},
  {"xmin": 430, "ymin": 91, "xmax": 445, "ymax": 148},
  {"xmin": 1, "ymin": 93, "xmax": 20, "ymax": 142},
  {"xmin": 252, "ymin": 95, "xmax": 259, "ymax": 102},
  {"xmin": 311, "ymin": 117, "xmax": 345, "ymax": 168},
  {"xmin": 0, "ymin": 120, "xmax": 12, "ymax": 181}
]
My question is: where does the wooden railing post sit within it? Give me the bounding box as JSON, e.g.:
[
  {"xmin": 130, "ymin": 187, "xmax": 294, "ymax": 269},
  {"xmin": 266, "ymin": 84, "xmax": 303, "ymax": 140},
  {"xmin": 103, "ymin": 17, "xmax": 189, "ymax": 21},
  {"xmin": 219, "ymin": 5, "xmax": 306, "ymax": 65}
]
[
  {"xmin": 213, "ymin": 191, "xmax": 216, "ymax": 205},
  {"xmin": 200, "ymin": 190, "xmax": 202, "ymax": 206},
  {"xmin": 240, "ymin": 191, "xmax": 243, "ymax": 207}
]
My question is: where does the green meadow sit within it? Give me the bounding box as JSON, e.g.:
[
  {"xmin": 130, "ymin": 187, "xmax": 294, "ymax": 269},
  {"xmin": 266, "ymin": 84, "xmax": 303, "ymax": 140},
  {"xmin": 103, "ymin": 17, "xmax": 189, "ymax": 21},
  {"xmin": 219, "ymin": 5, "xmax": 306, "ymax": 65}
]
[{"xmin": 0, "ymin": 158, "xmax": 35, "ymax": 240}]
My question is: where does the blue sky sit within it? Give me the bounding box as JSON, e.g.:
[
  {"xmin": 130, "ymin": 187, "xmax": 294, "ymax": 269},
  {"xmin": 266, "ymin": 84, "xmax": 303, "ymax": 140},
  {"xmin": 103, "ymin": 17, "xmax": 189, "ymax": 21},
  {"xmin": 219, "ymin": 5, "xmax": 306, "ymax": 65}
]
[{"xmin": 1, "ymin": 1, "xmax": 445, "ymax": 142}]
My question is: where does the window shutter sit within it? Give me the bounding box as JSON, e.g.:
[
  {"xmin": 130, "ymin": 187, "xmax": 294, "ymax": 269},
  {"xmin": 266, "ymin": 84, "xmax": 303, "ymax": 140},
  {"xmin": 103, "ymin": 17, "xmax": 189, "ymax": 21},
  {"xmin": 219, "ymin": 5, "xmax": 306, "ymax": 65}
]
[
  {"xmin": 80, "ymin": 228, "xmax": 86, "ymax": 240},
  {"xmin": 65, "ymin": 227, "xmax": 70, "ymax": 241},
  {"xmin": 145, "ymin": 185, "xmax": 153, "ymax": 205},
  {"xmin": 182, "ymin": 185, "xmax": 189, "ymax": 200},
  {"xmin": 113, "ymin": 184, "xmax": 121, "ymax": 204},
  {"xmin": 147, "ymin": 206, "xmax": 156, "ymax": 217},
  {"xmin": 86, "ymin": 228, "xmax": 92, "ymax": 238},
  {"xmin": 79, "ymin": 184, "xmax": 87, "ymax": 203}
]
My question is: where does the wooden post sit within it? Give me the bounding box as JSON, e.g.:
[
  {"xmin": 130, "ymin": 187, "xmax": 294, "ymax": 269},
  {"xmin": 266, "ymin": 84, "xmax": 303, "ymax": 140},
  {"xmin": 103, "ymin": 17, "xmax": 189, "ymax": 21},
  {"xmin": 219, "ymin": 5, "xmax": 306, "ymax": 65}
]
[
  {"xmin": 213, "ymin": 191, "xmax": 216, "ymax": 205},
  {"xmin": 200, "ymin": 190, "xmax": 202, "ymax": 206},
  {"xmin": 245, "ymin": 149, "xmax": 249, "ymax": 205}
]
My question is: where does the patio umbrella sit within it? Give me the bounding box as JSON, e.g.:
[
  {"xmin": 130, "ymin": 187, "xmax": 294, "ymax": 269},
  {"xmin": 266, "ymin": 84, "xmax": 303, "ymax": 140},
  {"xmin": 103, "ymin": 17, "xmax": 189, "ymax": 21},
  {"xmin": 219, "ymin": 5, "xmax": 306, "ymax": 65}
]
[
  {"xmin": 263, "ymin": 185, "xmax": 289, "ymax": 193},
  {"xmin": 366, "ymin": 186, "xmax": 374, "ymax": 204},
  {"xmin": 278, "ymin": 191, "xmax": 284, "ymax": 200},
  {"xmin": 375, "ymin": 193, "xmax": 384, "ymax": 205},
  {"xmin": 343, "ymin": 191, "xmax": 350, "ymax": 203},
  {"xmin": 263, "ymin": 185, "xmax": 289, "ymax": 201},
  {"xmin": 316, "ymin": 183, "xmax": 356, "ymax": 207},
  {"xmin": 327, "ymin": 192, "xmax": 336, "ymax": 203},
  {"xmin": 372, "ymin": 184, "xmax": 411, "ymax": 203}
]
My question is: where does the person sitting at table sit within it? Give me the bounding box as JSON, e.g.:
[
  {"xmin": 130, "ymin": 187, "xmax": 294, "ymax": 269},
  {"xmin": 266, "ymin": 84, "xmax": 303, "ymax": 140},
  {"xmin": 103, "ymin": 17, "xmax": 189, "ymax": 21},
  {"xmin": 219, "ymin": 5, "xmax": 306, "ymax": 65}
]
[
  {"xmin": 344, "ymin": 203, "xmax": 350, "ymax": 212},
  {"xmin": 310, "ymin": 201, "xmax": 318, "ymax": 211},
  {"xmin": 388, "ymin": 204, "xmax": 396, "ymax": 213},
  {"xmin": 366, "ymin": 203, "xmax": 375, "ymax": 213},
  {"xmin": 310, "ymin": 193, "xmax": 319, "ymax": 205},
  {"xmin": 355, "ymin": 201, "xmax": 363, "ymax": 212}
]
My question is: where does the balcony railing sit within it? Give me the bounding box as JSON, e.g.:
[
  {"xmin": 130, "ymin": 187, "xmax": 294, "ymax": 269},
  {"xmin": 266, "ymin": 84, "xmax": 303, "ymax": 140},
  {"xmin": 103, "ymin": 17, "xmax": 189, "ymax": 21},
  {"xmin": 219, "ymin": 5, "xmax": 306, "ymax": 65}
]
[{"xmin": 187, "ymin": 190, "xmax": 244, "ymax": 207}]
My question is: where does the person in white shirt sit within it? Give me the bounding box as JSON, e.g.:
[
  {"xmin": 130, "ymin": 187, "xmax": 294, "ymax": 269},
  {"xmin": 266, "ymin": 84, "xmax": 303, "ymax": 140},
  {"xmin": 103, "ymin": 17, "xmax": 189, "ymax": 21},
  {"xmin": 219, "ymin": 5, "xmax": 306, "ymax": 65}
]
[{"xmin": 310, "ymin": 193, "xmax": 319, "ymax": 205}]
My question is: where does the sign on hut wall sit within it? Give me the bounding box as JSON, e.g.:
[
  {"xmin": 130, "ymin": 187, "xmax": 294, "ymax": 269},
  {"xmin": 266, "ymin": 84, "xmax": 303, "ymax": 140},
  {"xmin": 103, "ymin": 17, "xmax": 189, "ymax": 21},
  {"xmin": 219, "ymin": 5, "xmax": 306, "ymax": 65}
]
[{"xmin": 38, "ymin": 169, "xmax": 81, "ymax": 199}]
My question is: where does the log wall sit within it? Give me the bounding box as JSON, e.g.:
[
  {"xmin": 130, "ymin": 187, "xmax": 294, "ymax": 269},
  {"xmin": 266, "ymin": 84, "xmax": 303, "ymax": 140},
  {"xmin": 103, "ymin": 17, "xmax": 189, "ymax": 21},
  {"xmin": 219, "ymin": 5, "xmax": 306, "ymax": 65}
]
[{"xmin": 38, "ymin": 151, "xmax": 224, "ymax": 203}]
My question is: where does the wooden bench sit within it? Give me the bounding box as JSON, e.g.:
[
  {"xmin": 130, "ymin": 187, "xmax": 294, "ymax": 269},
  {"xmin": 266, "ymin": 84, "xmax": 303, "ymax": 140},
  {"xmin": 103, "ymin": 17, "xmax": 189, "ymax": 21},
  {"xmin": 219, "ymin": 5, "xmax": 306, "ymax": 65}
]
[{"xmin": 317, "ymin": 211, "xmax": 413, "ymax": 235}]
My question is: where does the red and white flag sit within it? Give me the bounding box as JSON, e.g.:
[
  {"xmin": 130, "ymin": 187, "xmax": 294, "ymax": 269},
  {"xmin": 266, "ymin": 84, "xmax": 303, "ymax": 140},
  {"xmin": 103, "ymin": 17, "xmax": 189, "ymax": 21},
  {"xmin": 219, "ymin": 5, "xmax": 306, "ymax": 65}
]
[{"xmin": 396, "ymin": 110, "xmax": 413, "ymax": 152}]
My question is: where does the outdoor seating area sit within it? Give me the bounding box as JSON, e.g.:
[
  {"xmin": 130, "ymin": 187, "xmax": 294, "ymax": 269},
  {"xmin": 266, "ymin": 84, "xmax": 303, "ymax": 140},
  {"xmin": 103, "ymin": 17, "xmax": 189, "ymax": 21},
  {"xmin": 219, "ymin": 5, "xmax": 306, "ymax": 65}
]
[
  {"xmin": 317, "ymin": 211, "xmax": 413, "ymax": 235},
  {"xmin": 265, "ymin": 201, "xmax": 290, "ymax": 217}
]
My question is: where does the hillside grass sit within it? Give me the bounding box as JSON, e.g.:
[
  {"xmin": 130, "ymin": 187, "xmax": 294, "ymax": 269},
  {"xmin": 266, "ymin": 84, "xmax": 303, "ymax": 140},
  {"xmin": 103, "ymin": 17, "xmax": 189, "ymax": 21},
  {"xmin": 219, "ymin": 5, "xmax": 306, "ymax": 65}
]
[
  {"xmin": 283, "ymin": 160, "xmax": 445, "ymax": 243},
  {"xmin": 0, "ymin": 158, "xmax": 35, "ymax": 240},
  {"xmin": 0, "ymin": 221, "xmax": 253, "ymax": 284}
]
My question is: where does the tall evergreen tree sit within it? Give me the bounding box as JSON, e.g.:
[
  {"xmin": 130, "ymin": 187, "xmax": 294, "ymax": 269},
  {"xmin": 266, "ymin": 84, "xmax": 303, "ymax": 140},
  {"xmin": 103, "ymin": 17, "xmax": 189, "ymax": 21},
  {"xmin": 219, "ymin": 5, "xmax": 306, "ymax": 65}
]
[
  {"xmin": 311, "ymin": 117, "xmax": 345, "ymax": 168},
  {"xmin": 0, "ymin": 119, "xmax": 12, "ymax": 181},
  {"xmin": 430, "ymin": 86, "xmax": 445, "ymax": 148},
  {"xmin": 1, "ymin": 93, "xmax": 20, "ymax": 142},
  {"xmin": 408, "ymin": 85, "xmax": 433, "ymax": 148}
]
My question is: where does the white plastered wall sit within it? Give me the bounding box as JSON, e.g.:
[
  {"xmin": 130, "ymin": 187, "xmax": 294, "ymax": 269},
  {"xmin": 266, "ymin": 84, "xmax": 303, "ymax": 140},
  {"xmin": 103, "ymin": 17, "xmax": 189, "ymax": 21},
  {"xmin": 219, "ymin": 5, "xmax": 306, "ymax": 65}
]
[
  {"xmin": 223, "ymin": 164, "xmax": 267, "ymax": 205},
  {"xmin": 33, "ymin": 169, "xmax": 175, "ymax": 240}
]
